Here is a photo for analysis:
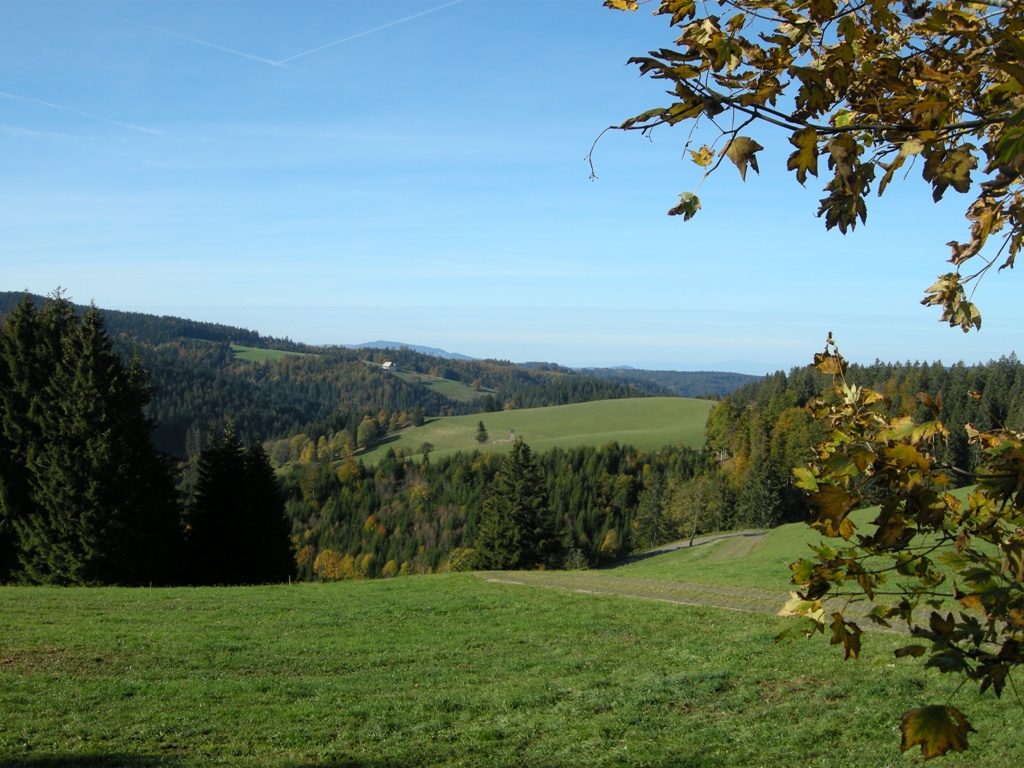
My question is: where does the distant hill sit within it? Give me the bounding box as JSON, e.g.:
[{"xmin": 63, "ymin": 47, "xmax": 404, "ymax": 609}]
[
  {"xmin": 351, "ymin": 340, "xmax": 476, "ymax": 361},
  {"xmin": 582, "ymin": 367, "xmax": 761, "ymax": 398},
  {"xmin": 0, "ymin": 292, "xmax": 648, "ymax": 457}
]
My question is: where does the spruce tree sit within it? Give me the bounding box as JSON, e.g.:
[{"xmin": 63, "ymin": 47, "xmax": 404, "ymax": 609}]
[
  {"xmin": 17, "ymin": 305, "xmax": 182, "ymax": 584},
  {"xmin": 0, "ymin": 295, "xmax": 46, "ymax": 581},
  {"xmin": 1, "ymin": 297, "xmax": 181, "ymax": 584},
  {"xmin": 474, "ymin": 438, "xmax": 559, "ymax": 569},
  {"xmin": 185, "ymin": 425, "xmax": 293, "ymax": 584}
]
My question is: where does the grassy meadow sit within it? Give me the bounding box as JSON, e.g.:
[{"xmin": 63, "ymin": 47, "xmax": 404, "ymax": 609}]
[
  {"xmin": 361, "ymin": 397, "xmax": 714, "ymax": 464},
  {"xmin": 230, "ymin": 345, "xmax": 315, "ymax": 363},
  {"xmin": 390, "ymin": 370, "xmax": 488, "ymax": 404},
  {"xmin": 4, "ymin": 536, "xmax": 1022, "ymax": 766}
]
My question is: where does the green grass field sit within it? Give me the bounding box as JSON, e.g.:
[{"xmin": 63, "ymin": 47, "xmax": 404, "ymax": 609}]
[
  {"xmin": 361, "ymin": 397, "xmax": 714, "ymax": 464},
  {"xmin": 391, "ymin": 369, "xmax": 487, "ymax": 403},
  {"xmin": 2, "ymin": 570, "xmax": 1020, "ymax": 767},
  {"xmin": 231, "ymin": 344, "xmax": 314, "ymax": 362}
]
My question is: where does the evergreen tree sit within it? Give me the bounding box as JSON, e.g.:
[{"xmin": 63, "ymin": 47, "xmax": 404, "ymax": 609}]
[
  {"xmin": 631, "ymin": 470, "xmax": 669, "ymax": 551},
  {"xmin": 2, "ymin": 299, "xmax": 182, "ymax": 584},
  {"xmin": 475, "ymin": 420, "xmax": 488, "ymax": 444},
  {"xmin": 185, "ymin": 424, "xmax": 294, "ymax": 584},
  {"xmin": 0, "ymin": 295, "xmax": 48, "ymax": 580},
  {"xmin": 474, "ymin": 439, "xmax": 559, "ymax": 569},
  {"xmin": 242, "ymin": 442, "xmax": 295, "ymax": 582}
]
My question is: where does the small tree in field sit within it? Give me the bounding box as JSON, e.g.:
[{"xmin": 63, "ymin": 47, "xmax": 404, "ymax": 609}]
[{"xmin": 475, "ymin": 420, "xmax": 489, "ymax": 444}]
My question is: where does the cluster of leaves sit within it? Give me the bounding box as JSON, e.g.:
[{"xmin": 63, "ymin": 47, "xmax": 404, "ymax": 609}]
[
  {"xmin": 786, "ymin": 336, "xmax": 1024, "ymax": 757},
  {"xmin": 605, "ymin": 0, "xmax": 1024, "ymax": 329}
]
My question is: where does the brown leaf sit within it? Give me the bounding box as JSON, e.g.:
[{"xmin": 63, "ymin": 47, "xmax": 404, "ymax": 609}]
[
  {"xmin": 721, "ymin": 136, "xmax": 763, "ymax": 180},
  {"xmin": 900, "ymin": 706, "xmax": 975, "ymax": 759}
]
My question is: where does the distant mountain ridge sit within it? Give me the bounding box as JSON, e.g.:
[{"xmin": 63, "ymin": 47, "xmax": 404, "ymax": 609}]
[
  {"xmin": 350, "ymin": 340, "xmax": 476, "ymax": 361},
  {"xmin": 0, "ymin": 292, "xmax": 762, "ymax": 457}
]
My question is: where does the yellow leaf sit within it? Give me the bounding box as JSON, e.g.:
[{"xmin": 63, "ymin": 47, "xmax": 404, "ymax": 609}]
[
  {"xmin": 787, "ymin": 127, "xmax": 819, "ymax": 184},
  {"xmin": 900, "ymin": 138, "xmax": 925, "ymax": 157},
  {"xmin": 900, "ymin": 706, "xmax": 975, "ymax": 759},
  {"xmin": 603, "ymin": 0, "xmax": 638, "ymax": 10},
  {"xmin": 689, "ymin": 145, "xmax": 714, "ymax": 168}
]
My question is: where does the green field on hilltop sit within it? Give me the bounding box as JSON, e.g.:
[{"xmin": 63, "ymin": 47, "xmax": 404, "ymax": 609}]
[
  {"xmin": 391, "ymin": 368, "xmax": 487, "ymax": 403},
  {"xmin": 362, "ymin": 397, "xmax": 714, "ymax": 464},
  {"xmin": 2, "ymin": 572, "xmax": 1020, "ymax": 767},
  {"xmin": 230, "ymin": 344, "xmax": 314, "ymax": 362}
]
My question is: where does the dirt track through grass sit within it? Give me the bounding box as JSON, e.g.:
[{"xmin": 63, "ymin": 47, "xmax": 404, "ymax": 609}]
[{"xmin": 482, "ymin": 571, "xmax": 790, "ymax": 615}]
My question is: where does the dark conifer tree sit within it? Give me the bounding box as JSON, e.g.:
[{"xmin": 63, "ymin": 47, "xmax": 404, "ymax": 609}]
[
  {"xmin": 185, "ymin": 424, "xmax": 294, "ymax": 584},
  {"xmin": 474, "ymin": 439, "xmax": 560, "ymax": 569},
  {"xmin": 0, "ymin": 295, "xmax": 48, "ymax": 581},
  {"xmin": 14, "ymin": 305, "xmax": 182, "ymax": 584},
  {"xmin": 242, "ymin": 442, "xmax": 295, "ymax": 582}
]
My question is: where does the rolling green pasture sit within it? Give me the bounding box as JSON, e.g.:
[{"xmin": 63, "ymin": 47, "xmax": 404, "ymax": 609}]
[
  {"xmin": 616, "ymin": 487, "xmax": 978, "ymax": 590},
  {"xmin": 362, "ymin": 397, "xmax": 714, "ymax": 464},
  {"xmin": 231, "ymin": 344, "xmax": 314, "ymax": 362},
  {"xmin": 2, "ymin": 573, "xmax": 1020, "ymax": 767},
  {"xmin": 390, "ymin": 369, "xmax": 486, "ymax": 403}
]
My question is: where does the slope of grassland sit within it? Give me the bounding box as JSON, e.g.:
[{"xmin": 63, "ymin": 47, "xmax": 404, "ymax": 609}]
[
  {"xmin": 230, "ymin": 344, "xmax": 315, "ymax": 362},
  {"xmin": 2, "ymin": 574, "xmax": 1019, "ymax": 767},
  {"xmin": 495, "ymin": 492, "xmax": 975, "ymax": 617},
  {"xmin": 361, "ymin": 397, "xmax": 714, "ymax": 464},
  {"xmin": 391, "ymin": 368, "xmax": 487, "ymax": 403}
]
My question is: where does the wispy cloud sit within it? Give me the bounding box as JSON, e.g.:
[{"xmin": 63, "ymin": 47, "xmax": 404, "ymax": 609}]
[
  {"xmin": 0, "ymin": 90, "xmax": 163, "ymax": 135},
  {"xmin": 126, "ymin": 1, "xmax": 468, "ymax": 70},
  {"xmin": 277, "ymin": 0, "xmax": 469, "ymax": 64},
  {"xmin": 124, "ymin": 20, "xmax": 298, "ymax": 69}
]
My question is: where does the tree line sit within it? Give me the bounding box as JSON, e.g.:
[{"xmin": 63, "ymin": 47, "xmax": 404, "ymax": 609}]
[
  {"xmin": 281, "ymin": 440, "xmax": 711, "ymax": 579},
  {"xmin": 281, "ymin": 354, "xmax": 1024, "ymax": 581},
  {"xmin": 0, "ymin": 293, "xmax": 651, "ymax": 460},
  {"xmin": 0, "ymin": 294, "xmax": 292, "ymax": 585}
]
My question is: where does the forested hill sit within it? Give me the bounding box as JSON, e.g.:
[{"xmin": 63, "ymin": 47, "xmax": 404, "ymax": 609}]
[
  {"xmin": 581, "ymin": 367, "xmax": 761, "ymax": 398},
  {"xmin": 0, "ymin": 291, "xmax": 303, "ymax": 351},
  {"xmin": 686, "ymin": 355, "xmax": 1024, "ymax": 535},
  {"xmin": 0, "ymin": 292, "xmax": 648, "ymax": 458}
]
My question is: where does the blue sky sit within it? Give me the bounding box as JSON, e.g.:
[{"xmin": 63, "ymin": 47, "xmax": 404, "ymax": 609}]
[{"xmin": 1, "ymin": 0, "xmax": 1019, "ymax": 375}]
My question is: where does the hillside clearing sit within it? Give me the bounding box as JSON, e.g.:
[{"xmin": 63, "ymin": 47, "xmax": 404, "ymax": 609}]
[
  {"xmin": 230, "ymin": 344, "xmax": 315, "ymax": 362},
  {"xmin": 361, "ymin": 397, "xmax": 714, "ymax": 464}
]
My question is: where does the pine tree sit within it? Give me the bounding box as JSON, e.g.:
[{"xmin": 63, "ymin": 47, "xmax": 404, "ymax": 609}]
[
  {"xmin": 185, "ymin": 424, "xmax": 294, "ymax": 585},
  {"xmin": 0, "ymin": 295, "xmax": 48, "ymax": 580},
  {"xmin": 474, "ymin": 439, "xmax": 560, "ymax": 569},
  {"xmin": 242, "ymin": 442, "xmax": 295, "ymax": 583},
  {"xmin": 475, "ymin": 420, "xmax": 488, "ymax": 444},
  {"xmin": 1, "ymin": 298, "xmax": 182, "ymax": 584},
  {"xmin": 15, "ymin": 305, "xmax": 182, "ymax": 584}
]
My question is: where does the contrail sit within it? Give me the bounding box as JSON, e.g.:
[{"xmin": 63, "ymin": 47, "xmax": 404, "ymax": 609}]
[
  {"xmin": 125, "ymin": 19, "xmax": 296, "ymax": 69},
  {"xmin": 0, "ymin": 90, "xmax": 163, "ymax": 135},
  {"xmin": 276, "ymin": 0, "xmax": 468, "ymax": 64}
]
